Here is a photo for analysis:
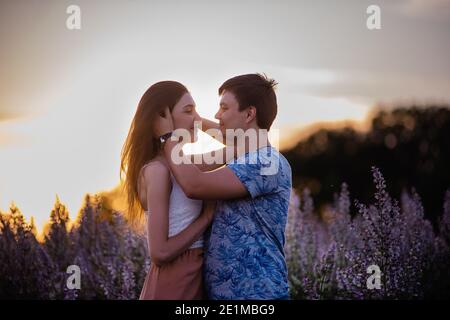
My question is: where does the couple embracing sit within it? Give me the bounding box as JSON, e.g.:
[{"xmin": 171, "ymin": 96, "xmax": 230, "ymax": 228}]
[{"xmin": 120, "ymin": 73, "xmax": 292, "ymax": 300}]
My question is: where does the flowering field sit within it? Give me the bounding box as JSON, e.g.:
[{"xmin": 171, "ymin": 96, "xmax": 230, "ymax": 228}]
[
  {"xmin": 0, "ymin": 195, "xmax": 149, "ymax": 299},
  {"xmin": 0, "ymin": 168, "xmax": 449, "ymax": 299},
  {"xmin": 286, "ymin": 167, "xmax": 450, "ymax": 299}
]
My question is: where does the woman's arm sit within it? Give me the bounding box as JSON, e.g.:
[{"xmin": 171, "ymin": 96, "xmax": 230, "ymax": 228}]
[{"xmin": 144, "ymin": 161, "xmax": 215, "ymax": 266}]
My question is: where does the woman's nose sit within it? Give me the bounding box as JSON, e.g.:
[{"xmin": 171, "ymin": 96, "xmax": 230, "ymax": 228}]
[{"xmin": 193, "ymin": 111, "xmax": 201, "ymax": 122}]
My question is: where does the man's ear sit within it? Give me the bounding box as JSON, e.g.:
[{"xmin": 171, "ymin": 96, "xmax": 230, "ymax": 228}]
[{"xmin": 246, "ymin": 106, "xmax": 257, "ymax": 123}]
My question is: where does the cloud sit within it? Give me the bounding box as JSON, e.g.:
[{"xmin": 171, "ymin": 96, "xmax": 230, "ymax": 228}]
[
  {"xmin": 299, "ymin": 69, "xmax": 450, "ymax": 106},
  {"xmin": 394, "ymin": 0, "xmax": 450, "ymax": 20},
  {"xmin": 0, "ymin": 113, "xmax": 31, "ymax": 147},
  {"xmin": 0, "ymin": 111, "xmax": 25, "ymax": 122}
]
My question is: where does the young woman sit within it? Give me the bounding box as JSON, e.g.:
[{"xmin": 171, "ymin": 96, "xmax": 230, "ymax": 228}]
[{"xmin": 120, "ymin": 81, "xmax": 216, "ymax": 299}]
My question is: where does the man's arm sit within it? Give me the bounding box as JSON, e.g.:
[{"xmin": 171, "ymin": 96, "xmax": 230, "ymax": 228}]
[
  {"xmin": 189, "ymin": 117, "xmax": 232, "ymax": 172},
  {"xmin": 200, "ymin": 117, "xmax": 221, "ymax": 136},
  {"xmin": 164, "ymin": 139, "xmax": 248, "ymax": 200},
  {"xmin": 155, "ymin": 107, "xmax": 248, "ymax": 200}
]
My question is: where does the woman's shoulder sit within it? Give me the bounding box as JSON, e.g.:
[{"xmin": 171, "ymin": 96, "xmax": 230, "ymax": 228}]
[{"xmin": 141, "ymin": 157, "xmax": 170, "ymax": 180}]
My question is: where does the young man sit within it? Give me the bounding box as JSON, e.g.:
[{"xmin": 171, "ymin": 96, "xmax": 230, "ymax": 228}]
[{"xmin": 155, "ymin": 74, "xmax": 292, "ymax": 299}]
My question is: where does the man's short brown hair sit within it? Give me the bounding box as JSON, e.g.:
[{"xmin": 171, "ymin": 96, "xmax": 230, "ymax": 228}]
[{"xmin": 218, "ymin": 73, "xmax": 278, "ymax": 130}]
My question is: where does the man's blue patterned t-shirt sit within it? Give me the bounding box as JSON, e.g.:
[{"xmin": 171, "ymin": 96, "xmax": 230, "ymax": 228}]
[{"xmin": 204, "ymin": 146, "xmax": 292, "ymax": 299}]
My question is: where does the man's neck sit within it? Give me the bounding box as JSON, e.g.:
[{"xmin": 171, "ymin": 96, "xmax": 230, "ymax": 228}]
[{"xmin": 233, "ymin": 128, "xmax": 271, "ymax": 159}]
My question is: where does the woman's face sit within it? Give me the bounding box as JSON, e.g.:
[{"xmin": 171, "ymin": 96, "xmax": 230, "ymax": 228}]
[{"xmin": 171, "ymin": 92, "xmax": 201, "ymax": 143}]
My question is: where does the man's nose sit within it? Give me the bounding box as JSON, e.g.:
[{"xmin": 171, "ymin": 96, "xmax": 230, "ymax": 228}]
[{"xmin": 214, "ymin": 110, "xmax": 221, "ymax": 120}]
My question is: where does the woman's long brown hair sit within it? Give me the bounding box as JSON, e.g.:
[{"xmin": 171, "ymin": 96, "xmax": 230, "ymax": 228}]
[{"xmin": 120, "ymin": 81, "xmax": 188, "ymax": 228}]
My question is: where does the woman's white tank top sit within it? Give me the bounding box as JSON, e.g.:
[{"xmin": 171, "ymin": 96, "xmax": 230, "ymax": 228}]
[{"xmin": 144, "ymin": 170, "xmax": 203, "ymax": 249}]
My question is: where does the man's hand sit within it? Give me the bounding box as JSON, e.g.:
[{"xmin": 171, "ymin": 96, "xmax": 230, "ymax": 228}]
[{"xmin": 154, "ymin": 106, "xmax": 174, "ymax": 137}]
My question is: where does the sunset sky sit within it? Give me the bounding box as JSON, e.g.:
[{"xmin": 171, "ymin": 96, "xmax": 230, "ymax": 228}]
[{"xmin": 1, "ymin": 0, "xmax": 449, "ymax": 232}]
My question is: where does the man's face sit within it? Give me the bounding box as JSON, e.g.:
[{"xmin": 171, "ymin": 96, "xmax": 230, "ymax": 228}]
[{"xmin": 214, "ymin": 90, "xmax": 248, "ymax": 136}]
